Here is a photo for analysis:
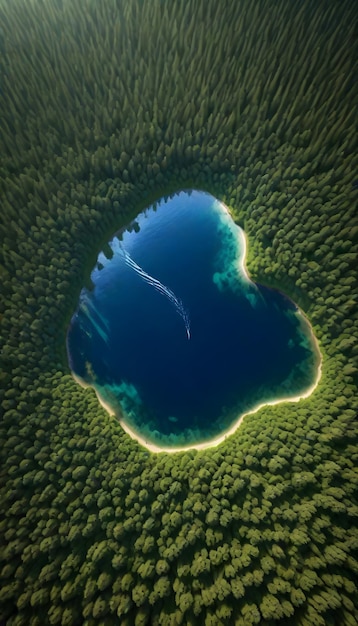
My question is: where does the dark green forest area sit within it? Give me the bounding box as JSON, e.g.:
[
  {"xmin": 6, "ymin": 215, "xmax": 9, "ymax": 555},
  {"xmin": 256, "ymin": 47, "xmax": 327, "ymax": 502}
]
[{"xmin": 0, "ymin": 0, "xmax": 357, "ymax": 624}]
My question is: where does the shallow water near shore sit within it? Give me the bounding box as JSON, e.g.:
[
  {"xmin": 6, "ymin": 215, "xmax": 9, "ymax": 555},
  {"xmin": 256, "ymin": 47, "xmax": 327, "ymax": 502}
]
[{"xmin": 67, "ymin": 190, "xmax": 320, "ymax": 448}]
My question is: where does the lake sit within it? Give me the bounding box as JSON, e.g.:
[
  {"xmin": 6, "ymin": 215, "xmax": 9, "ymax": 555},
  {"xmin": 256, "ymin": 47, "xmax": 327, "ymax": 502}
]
[{"xmin": 67, "ymin": 190, "xmax": 320, "ymax": 449}]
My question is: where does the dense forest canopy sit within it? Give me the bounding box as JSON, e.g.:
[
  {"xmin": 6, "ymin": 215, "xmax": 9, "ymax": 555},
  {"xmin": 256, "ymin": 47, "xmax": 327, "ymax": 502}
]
[{"xmin": 0, "ymin": 0, "xmax": 357, "ymax": 625}]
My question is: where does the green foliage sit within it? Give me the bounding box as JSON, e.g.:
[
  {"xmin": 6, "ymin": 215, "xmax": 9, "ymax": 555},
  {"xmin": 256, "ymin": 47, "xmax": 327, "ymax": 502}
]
[{"xmin": 0, "ymin": 0, "xmax": 357, "ymax": 625}]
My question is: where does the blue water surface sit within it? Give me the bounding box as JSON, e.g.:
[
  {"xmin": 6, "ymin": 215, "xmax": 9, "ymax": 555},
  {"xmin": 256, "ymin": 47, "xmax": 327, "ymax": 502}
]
[{"xmin": 67, "ymin": 190, "xmax": 319, "ymax": 448}]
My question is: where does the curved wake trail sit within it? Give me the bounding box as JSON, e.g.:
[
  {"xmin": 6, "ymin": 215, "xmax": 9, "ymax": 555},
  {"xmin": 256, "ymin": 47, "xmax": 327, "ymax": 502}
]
[{"xmin": 119, "ymin": 245, "xmax": 190, "ymax": 339}]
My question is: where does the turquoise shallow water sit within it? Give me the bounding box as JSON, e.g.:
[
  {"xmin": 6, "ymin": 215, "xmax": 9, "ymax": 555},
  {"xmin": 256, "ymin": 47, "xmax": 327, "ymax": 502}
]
[{"xmin": 67, "ymin": 190, "xmax": 319, "ymax": 448}]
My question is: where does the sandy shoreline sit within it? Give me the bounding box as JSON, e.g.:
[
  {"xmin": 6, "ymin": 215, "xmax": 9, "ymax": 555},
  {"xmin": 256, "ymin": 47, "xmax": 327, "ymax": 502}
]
[
  {"xmin": 73, "ymin": 344, "xmax": 322, "ymax": 454},
  {"xmin": 71, "ymin": 199, "xmax": 322, "ymax": 454}
]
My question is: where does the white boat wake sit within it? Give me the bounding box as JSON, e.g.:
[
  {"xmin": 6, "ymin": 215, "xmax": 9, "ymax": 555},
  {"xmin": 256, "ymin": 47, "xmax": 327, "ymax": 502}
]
[{"xmin": 119, "ymin": 244, "xmax": 190, "ymax": 340}]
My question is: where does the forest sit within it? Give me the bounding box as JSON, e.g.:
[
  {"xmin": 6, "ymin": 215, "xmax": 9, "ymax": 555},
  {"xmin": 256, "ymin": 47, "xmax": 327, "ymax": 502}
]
[{"xmin": 0, "ymin": 0, "xmax": 357, "ymax": 624}]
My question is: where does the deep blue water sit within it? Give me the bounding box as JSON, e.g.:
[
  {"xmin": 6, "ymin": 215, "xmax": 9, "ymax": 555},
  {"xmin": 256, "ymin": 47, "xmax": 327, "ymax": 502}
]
[{"xmin": 67, "ymin": 190, "xmax": 319, "ymax": 448}]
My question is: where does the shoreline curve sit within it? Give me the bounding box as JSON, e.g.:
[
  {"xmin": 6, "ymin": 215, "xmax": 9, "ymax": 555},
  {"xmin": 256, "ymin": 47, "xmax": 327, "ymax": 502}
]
[{"xmin": 69, "ymin": 199, "xmax": 322, "ymax": 454}]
